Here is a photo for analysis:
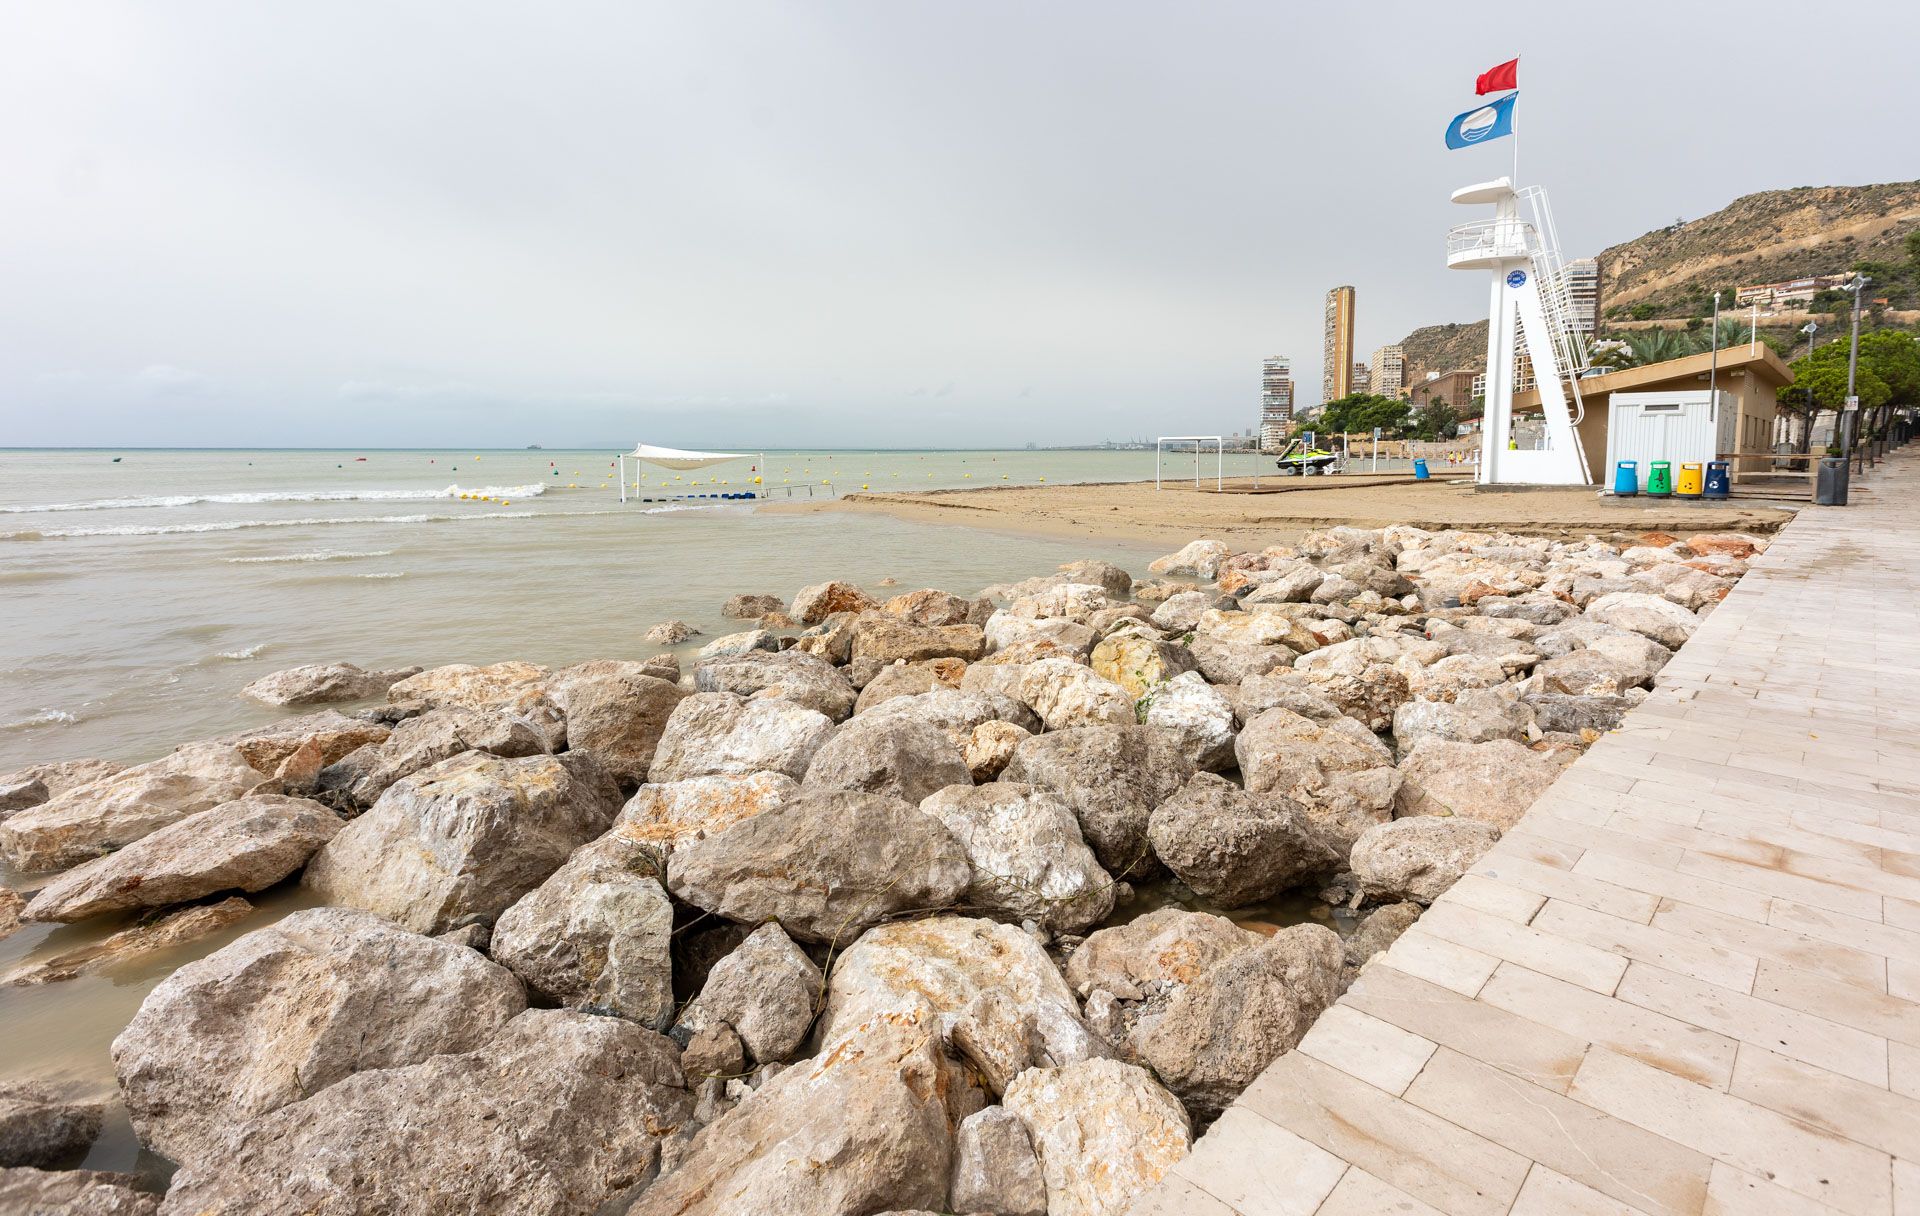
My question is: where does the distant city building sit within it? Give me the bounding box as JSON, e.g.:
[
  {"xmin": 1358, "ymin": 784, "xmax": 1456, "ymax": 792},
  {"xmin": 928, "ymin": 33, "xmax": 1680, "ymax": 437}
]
[
  {"xmin": 1351, "ymin": 361, "xmax": 1370, "ymax": 396},
  {"xmin": 1564, "ymin": 257, "xmax": 1601, "ymax": 335},
  {"xmin": 1322, "ymin": 286, "xmax": 1355, "ymax": 404},
  {"xmin": 1367, "ymin": 344, "xmax": 1406, "ymax": 399},
  {"xmin": 1260, "ymin": 356, "xmax": 1294, "ymax": 451},
  {"xmin": 1409, "ymin": 368, "xmax": 1479, "ymax": 413},
  {"xmin": 1735, "ymin": 272, "xmax": 1856, "ymax": 307}
]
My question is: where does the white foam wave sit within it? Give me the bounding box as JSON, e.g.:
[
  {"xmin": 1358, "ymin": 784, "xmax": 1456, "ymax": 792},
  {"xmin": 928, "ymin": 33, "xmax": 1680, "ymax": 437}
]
[
  {"xmin": 225, "ymin": 549, "xmax": 395, "ymax": 564},
  {"xmin": 358, "ymin": 572, "xmax": 406, "ymax": 580},
  {"xmin": 0, "ymin": 483, "xmax": 549, "ymax": 514},
  {"xmin": 12, "ymin": 509, "xmax": 628, "ymax": 539},
  {"xmin": 217, "ymin": 644, "xmax": 268, "ymax": 660},
  {"xmin": 1, "ymin": 708, "xmax": 77, "ymax": 730}
]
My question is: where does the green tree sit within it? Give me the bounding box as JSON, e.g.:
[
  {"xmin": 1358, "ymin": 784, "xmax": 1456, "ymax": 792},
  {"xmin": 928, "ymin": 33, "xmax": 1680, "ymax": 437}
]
[
  {"xmin": 1408, "ymin": 399, "xmax": 1461, "ymax": 441},
  {"xmin": 1319, "ymin": 393, "xmax": 1413, "ymax": 438}
]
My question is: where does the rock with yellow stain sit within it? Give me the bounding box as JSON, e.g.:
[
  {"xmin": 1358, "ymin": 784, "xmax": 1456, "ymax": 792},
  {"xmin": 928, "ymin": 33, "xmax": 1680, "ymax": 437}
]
[{"xmin": 1002, "ymin": 1057, "xmax": 1191, "ymax": 1216}]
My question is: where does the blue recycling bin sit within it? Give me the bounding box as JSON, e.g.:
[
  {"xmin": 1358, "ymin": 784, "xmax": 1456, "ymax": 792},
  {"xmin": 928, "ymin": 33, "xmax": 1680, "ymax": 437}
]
[
  {"xmin": 1703, "ymin": 461, "xmax": 1730, "ymax": 499},
  {"xmin": 1613, "ymin": 460, "xmax": 1639, "ymax": 496},
  {"xmin": 1412, "ymin": 458, "xmax": 1430, "ymax": 480}
]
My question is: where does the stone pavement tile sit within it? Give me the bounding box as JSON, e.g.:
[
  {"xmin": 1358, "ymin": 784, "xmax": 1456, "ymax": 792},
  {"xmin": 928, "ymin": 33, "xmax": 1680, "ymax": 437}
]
[
  {"xmin": 1296, "ymin": 1003, "xmax": 1436, "ymax": 1097},
  {"xmin": 1167, "ymin": 1106, "xmax": 1347, "ymax": 1216},
  {"xmin": 1378, "ymin": 928, "xmax": 1498, "ymax": 998},
  {"xmin": 1532, "ymin": 898, "xmax": 1759, "ymax": 992},
  {"xmin": 1129, "ymin": 1172, "xmax": 1240, "ymax": 1216},
  {"xmin": 1894, "ymin": 1042, "xmax": 1920, "ymax": 1102},
  {"xmin": 1702, "ymin": 1161, "xmax": 1856, "ymax": 1215},
  {"xmin": 1761, "ymin": 846, "xmax": 1920, "ymax": 905},
  {"xmin": 1884, "ymin": 897, "xmax": 1920, "ymax": 933},
  {"xmin": 1770, "ymin": 900, "xmax": 1920, "ymax": 968},
  {"xmin": 1442, "ymin": 873, "xmax": 1546, "ymax": 924},
  {"xmin": 1478, "ymin": 961, "xmax": 1738, "ymax": 1090},
  {"xmin": 1239, "ymin": 1053, "xmax": 1530, "ymax": 1216},
  {"xmin": 1341, "ymin": 963, "xmax": 1585, "ymax": 1095},
  {"xmin": 1572, "ymin": 851, "xmax": 1773, "ymax": 922},
  {"xmin": 1517, "ymin": 815, "xmax": 1687, "ymax": 870},
  {"xmin": 1311, "ymin": 1167, "xmax": 1442, "ymax": 1216},
  {"xmin": 1650, "ymin": 898, "xmax": 1887, "ymax": 991},
  {"xmin": 1413, "ymin": 901, "xmax": 1628, "ymax": 996},
  {"xmin": 1402, "ymin": 1046, "xmax": 1710, "ymax": 1216},
  {"xmin": 1751, "ymin": 958, "xmax": 1920, "ymax": 1050},
  {"xmin": 1729, "ymin": 1044, "xmax": 1920, "ymax": 1160},
  {"xmin": 1486, "ymin": 830, "xmax": 1585, "ymax": 871},
  {"xmin": 1897, "ymin": 1158, "xmax": 1919, "ymax": 1216},
  {"xmin": 1473, "ymin": 851, "xmax": 1660, "ymax": 923},
  {"xmin": 1676, "ymin": 849, "xmax": 1886, "ymax": 920},
  {"xmin": 1694, "ymin": 811, "xmax": 1885, "ymax": 867},
  {"xmin": 1567, "ymin": 1046, "xmax": 1893, "ymax": 1213},
  {"xmin": 1506, "ymin": 1165, "xmax": 1647, "ymax": 1216},
  {"xmin": 1615, "ymin": 961, "xmax": 1888, "ymax": 1086},
  {"xmin": 1891, "ymin": 959, "xmax": 1920, "ymax": 1003}
]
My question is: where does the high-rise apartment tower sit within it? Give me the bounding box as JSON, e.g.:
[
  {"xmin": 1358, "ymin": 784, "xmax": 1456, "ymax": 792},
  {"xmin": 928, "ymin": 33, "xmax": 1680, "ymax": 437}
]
[
  {"xmin": 1260, "ymin": 356, "xmax": 1294, "ymax": 450},
  {"xmin": 1322, "ymin": 286, "xmax": 1355, "ymax": 404}
]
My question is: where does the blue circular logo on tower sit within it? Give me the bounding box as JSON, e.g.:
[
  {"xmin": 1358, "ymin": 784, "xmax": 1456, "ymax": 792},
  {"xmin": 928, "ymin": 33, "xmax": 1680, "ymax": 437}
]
[
  {"xmin": 1506, "ymin": 270, "xmax": 1528, "ymax": 288},
  {"xmin": 1459, "ymin": 106, "xmax": 1500, "ymax": 142}
]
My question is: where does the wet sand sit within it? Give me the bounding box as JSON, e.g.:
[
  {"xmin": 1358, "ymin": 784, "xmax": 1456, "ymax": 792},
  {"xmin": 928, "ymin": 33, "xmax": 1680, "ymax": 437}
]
[{"xmin": 764, "ymin": 477, "xmax": 1796, "ymax": 546}]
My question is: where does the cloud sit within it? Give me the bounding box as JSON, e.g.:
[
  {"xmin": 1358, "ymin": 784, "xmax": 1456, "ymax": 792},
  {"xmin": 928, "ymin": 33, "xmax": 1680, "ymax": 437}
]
[{"xmin": 135, "ymin": 365, "xmax": 208, "ymax": 394}]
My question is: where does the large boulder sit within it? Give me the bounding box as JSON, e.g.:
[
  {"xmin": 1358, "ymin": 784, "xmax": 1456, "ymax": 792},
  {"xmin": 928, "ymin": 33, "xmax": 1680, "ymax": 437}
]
[
  {"xmin": 490, "ymin": 833, "xmax": 675, "ymax": 1027},
  {"xmin": 883, "ymin": 587, "xmax": 987, "ymax": 626},
  {"xmin": 314, "ymin": 705, "xmax": 549, "ymax": 810},
  {"xmin": 790, "ymin": 579, "xmax": 880, "ymax": 625},
  {"xmin": 1018, "ymin": 659, "xmax": 1135, "ymax": 730},
  {"xmin": 1524, "ymin": 691, "xmax": 1635, "ymax": 736},
  {"xmin": 675, "ymin": 922, "xmax": 822, "ymax": 1066},
  {"xmin": 1146, "ymin": 774, "xmax": 1340, "ymax": 909},
  {"xmin": 1055, "ymin": 559, "xmax": 1135, "ymax": 597},
  {"xmin": 695, "ymin": 650, "xmax": 857, "ymax": 721},
  {"xmin": 111, "ymin": 907, "xmax": 525, "ymax": 1167},
  {"xmin": 1234, "ymin": 708, "xmax": 1399, "ymax": 852},
  {"xmin": 1349, "ymin": 816, "xmax": 1502, "ymax": 904},
  {"xmin": 1395, "ymin": 738, "xmax": 1571, "ymax": 828},
  {"xmin": 666, "ymin": 790, "xmax": 969, "ymax": 943},
  {"xmin": 547, "ymin": 661, "xmax": 687, "ymax": 784},
  {"xmin": 3, "ymin": 897, "xmax": 252, "ymax": 987},
  {"xmin": 1090, "ymin": 634, "xmax": 1197, "ymax": 699},
  {"xmin": 696, "ymin": 629, "xmax": 781, "ymax": 660},
  {"xmin": 999, "ymin": 726, "xmax": 1195, "ymax": 879},
  {"xmin": 965, "ymin": 720, "xmax": 1031, "ymax": 782},
  {"xmin": 1065, "ymin": 907, "xmax": 1259, "ymax": 1001},
  {"xmin": 951, "ymin": 1106, "xmax": 1047, "ymax": 1216},
  {"xmin": 241, "ymin": 662, "xmax": 420, "ymax": 706},
  {"xmin": 919, "ymin": 783, "xmax": 1114, "ymax": 934},
  {"xmin": 814, "ymin": 917, "xmax": 1098, "ymax": 1095},
  {"xmin": 1391, "ymin": 687, "xmax": 1534, "ymax": 752},
  {"xmin": 722, "ymin": 593, "xmax": 785, "ymax": 619},
  {"xmin": 1133, "ymin": 924, "xmax": 1345, "ymax": 1118},
  {"xmin": 1583, "ymin": 591, "xmax": 1701, "ymax": 649},
  {"xmin": 158, "ymin": 1009, "xmax": 692, "ymax": 1216},
  {"xmin": 0, "ymin": 1169, "xmax": 157, "ymax": 1216},
  {"xmin": 0, "ymin": 758, "xmax": 124, "ymax": 817},
  {"xmin": 212, "ymin": 711, "xmax": 392, "ymax": 777},
  {"xmin": 852, "ymin": 617, "xmax": 987, "ymax": 663},
  {"xmin": 627, "ymin": 1012, "xmax": 954, "ymax": 1216},
  {"xmin": 1002, "ymin": 1059, "xmax": 1190, "ymax": 1216},
  {"xmin": 609, "ymin": 772, "xmax": 799, "ymax": 855},
  {"xmin": 861, "ymin": 689, "xmax": 1040, "ymax": 747},
  {"xmin": 1147, "ymin": 539, "xmax": 1231, "ymax": 581},
  {"xmin": 387, "ymin": 661, "xmax": 562, "ymax": 749},
  {"xmin": 983, "ymin": 614, "xmax": 1097, "ymax": 661},
  {"xmin": 801, "ymin": 714, "xmax": 972, "ymax": 804},
  {"xmin": 0, "ymin": 743, "xmax": 274, "ymax": 873},
  {"xmin": 1142, "ymin": 671, "xmax": 1236, "ymax": 770},
  {"xmin": 1005, "ymin": 582, "xmax": 1115, "ymax": 625},
  {"xmin": 0, "ymin": 1081, "xmax": 105, "ymax": 1168},
  {"xmin": 647, "ymin": 693, "xmax": 836, "ymax": 783},
  {"xmin": 24, "ymin": 795, "xmax": 341, "ymax": 923},
  {"xmin": 303, "ymin": 750, "xmax": 622, "ymax": 933},
  {"xmin": 852, "ymin": 661, "xmax": 958, "ymax": 713},
  {"xmin": 1532, "ymin": 650, "xmax": 1641, "ymax": 696}
]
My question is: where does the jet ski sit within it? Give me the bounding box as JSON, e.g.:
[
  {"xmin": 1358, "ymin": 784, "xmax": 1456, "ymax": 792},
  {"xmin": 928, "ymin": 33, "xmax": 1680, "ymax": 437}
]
[{"xmin": 1275, "ymin": 440, "xmax": 1340, "ymax": 476}]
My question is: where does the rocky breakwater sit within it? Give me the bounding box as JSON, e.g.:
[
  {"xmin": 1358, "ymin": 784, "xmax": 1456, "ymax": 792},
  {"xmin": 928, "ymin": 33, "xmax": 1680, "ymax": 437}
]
[{"xmin": 0, "ymin": 528, "xmax": 1763, "ymax": 1214}]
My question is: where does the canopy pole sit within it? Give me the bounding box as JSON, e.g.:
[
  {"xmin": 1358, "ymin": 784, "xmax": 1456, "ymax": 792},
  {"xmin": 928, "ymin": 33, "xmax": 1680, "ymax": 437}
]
[{"xmin": 618, "ymin": 454, "xmax": 626, "ymax": 503}]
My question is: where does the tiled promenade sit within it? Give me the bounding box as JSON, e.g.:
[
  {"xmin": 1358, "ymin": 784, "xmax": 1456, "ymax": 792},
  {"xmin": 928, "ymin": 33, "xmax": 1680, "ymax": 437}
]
[{"xmin": 1133, "ymin": 452, "xmax": 1920, "ymax": 1216}]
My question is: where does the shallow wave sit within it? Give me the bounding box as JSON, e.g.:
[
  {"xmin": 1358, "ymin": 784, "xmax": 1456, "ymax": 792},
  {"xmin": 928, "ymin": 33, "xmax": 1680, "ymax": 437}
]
[
  {"xmin": 224, "ymin": 549, "xmax": 395, "ymax": 564},
  {"xmin": 1, "ymin": 708, "xmax": 77, "ymax": 730},
  {"xmin": 216, "ymin": 644, "xmax": 268, "ymax": 660},
  {"xmin": 9, "ymin": 509, "xmax": 624, "ymax": 540},
  {"xmin": 0, "ymin": 483, "xmax": 549, "ymax": 514}
]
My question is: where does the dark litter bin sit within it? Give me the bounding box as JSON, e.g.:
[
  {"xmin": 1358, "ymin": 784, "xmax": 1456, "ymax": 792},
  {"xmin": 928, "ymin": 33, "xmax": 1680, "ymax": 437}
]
[
  {"xmin": 1814, "ymin": 457, "xmax": 1850, "ymax": 506},
  {"xmin": 1703, "ymin": 461, "xmax": 1730, "ymax": 499}
]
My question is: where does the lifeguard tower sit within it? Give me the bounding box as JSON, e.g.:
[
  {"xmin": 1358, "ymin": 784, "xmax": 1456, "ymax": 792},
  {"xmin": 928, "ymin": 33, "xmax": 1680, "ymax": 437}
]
[{"xmin": 1447, "ymin": 178, "xmax": 1592, "ymax": 485}]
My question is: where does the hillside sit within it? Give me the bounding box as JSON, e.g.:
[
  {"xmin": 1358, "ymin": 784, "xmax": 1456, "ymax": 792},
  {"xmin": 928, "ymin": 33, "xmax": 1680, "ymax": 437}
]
[{"xmin": 1397, "ymin": 180, "xmax": 1920, "ymax": 382}]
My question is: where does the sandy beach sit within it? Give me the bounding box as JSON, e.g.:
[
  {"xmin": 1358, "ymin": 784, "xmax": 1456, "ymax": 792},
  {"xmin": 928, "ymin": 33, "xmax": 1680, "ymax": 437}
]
[{"xmin": 764, "ymin": 475, "xmax": 1797, "ymax": 545}]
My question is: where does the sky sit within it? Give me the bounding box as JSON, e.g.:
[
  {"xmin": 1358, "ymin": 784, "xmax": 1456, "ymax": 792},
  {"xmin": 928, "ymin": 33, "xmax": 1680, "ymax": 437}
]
[{"xmin": 3, "ymin": 2, "xmax": 1917, "ymax": 449}]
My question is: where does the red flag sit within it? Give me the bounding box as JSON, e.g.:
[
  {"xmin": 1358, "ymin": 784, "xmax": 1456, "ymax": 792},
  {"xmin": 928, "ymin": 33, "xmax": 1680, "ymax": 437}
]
[{"xmin": 1476, "ymin": 58, "xmax": 1518, "ymax": 95}]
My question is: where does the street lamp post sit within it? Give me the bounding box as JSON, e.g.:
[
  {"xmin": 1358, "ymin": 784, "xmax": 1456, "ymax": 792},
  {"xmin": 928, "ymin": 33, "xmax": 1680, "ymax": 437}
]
[
  {"xmin": 1843, "ymin": 275, "xmax": 1870, "ymax": 469},
  {"xmin": 1797, "ymin": 320, "xmax": 1819, "ymax": 463}
]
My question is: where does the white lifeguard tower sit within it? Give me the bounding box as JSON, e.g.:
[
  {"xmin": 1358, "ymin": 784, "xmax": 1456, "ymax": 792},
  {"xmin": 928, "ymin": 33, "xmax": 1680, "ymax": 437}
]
[{"xmin": 1447, "ymin": 178, "xmax": 1593, "ymax": 485}]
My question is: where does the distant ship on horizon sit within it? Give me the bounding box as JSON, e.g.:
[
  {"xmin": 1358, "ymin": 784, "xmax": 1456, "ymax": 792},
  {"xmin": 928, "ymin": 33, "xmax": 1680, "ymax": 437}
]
[{"xmin": 526, "ymin": 444, "xmax": 542, "ymax": 450}]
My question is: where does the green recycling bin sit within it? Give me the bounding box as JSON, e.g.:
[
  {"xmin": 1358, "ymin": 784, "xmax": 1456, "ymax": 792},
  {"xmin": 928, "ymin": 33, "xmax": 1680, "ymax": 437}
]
[{"xmin": 1646, "ymin": 461, "xmax": 1673, "ymax": 496}]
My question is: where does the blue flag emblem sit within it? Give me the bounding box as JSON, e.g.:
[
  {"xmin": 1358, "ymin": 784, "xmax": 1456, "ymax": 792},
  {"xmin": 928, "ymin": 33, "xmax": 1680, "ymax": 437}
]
[{"xmin": 1445, "ymin": 92, "xmax": 1517, "ymax": 149}]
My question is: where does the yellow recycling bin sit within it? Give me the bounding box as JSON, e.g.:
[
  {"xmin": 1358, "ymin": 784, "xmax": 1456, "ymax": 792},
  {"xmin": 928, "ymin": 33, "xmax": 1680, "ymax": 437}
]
[{"xmin": 1675, "ymin": 462, "xmax": 1704, "ymax": 498}]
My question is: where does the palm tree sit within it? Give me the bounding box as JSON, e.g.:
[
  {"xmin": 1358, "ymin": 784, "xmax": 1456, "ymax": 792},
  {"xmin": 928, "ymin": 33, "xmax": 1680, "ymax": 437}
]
[{"xmin": 1624, "ymin": 328, "xmax": 1692, "ymax": 365}]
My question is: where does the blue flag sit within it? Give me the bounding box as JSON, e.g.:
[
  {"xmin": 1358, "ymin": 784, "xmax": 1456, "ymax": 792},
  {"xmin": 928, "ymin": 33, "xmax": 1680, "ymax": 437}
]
[{"xmin": 1445, "ymin": 92, "xmax": 1516, "ymax": 149}]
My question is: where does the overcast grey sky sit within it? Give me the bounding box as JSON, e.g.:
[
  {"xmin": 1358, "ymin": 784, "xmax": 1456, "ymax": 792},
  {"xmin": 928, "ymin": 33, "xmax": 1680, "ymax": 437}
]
[{"xmin": 3, "ymin": 2, "xmax": 1916, "ymax": 448}]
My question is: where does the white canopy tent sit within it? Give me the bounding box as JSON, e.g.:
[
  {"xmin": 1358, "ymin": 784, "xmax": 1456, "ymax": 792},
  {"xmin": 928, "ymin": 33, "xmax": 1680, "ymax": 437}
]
[{"xmin": 619, "ymin": 444, "xmax": 763, "ymax": 502}]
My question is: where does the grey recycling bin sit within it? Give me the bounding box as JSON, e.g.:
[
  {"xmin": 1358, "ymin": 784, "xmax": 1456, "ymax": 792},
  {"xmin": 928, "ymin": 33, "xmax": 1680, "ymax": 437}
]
[{"xmin": 1814, "ymin": 456, "xmax": 1850, "ymax": 506}]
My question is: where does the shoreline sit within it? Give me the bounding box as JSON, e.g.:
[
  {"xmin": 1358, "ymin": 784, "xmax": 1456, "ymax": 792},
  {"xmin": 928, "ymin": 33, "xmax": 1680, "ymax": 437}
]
[{"xmin": 761, "ymin": 477, "xmax": 1797, "ymax": 545}]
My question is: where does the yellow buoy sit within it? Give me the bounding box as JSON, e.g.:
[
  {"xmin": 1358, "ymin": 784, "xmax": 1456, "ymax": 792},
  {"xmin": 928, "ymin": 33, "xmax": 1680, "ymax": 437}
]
[
  {"xmin": 501, "ymin": 500, "xmax": 511, "ymax": 506},
  {"xmin": 1038, "ymin": 477, "xmax": 1045, "ymax": 482},
  {"xmin": 862, "ymin": 483, "xmax": 869, "ymax": 489}
]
